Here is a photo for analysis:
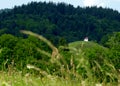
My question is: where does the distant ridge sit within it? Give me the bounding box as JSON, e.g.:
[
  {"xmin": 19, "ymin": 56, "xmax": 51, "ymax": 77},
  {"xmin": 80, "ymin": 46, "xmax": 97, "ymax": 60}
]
[{"xmin": 0, "ymin": 1, "xmax": 120, "ymax": 44}]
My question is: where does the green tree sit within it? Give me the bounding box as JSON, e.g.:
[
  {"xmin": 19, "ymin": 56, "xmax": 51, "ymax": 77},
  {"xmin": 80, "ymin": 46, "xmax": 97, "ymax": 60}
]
[
  {"xmin": 58, "ymin": 37, "xmax": 68, "ymax": 46},
  {"xmin": 0, "ymin": 34, "xmax": 18, "ymax": 49},
  {"xmin": 106, "ymin": 32, "xmax": 120, "ymax": 69},
  {"xmin": 0, "ymin": 47, "xmax": 13, "ymax": 70}
]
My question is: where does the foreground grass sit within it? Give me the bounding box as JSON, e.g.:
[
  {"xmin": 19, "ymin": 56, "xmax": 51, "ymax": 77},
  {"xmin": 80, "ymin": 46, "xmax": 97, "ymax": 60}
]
[
  {"xmin": 0, "ymin": 31, "xmax": 119, "ymax": 86},
  {"xmin": 0, "ymin": 71, "xmax": 83, "ymax": 86},
  {"xmin": 0, "ymin": 71, "xmax": 119, "ymax": 86}
]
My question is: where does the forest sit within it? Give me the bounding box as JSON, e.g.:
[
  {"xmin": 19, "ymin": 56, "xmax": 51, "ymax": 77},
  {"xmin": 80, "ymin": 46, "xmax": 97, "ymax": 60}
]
[
  {"xmin": 0, "ymin": 1, "xmax": 120, "ymax": 85},
  {"xmin": 0, "ymin": 1, "xmax": 120, "ymax": 44}
]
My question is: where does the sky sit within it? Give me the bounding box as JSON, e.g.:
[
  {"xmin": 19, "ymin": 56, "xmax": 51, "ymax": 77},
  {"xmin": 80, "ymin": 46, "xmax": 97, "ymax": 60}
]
[{"xmin": 0, "ymin": 0, "xmax": 120, "ymax": 12}]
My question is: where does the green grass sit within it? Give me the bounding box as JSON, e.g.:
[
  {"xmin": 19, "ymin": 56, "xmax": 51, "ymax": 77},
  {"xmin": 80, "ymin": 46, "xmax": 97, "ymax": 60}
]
[
  {"xmin": 0, "ymin": 70, "xmax": 119, "ymax": 86},
  {"xmin": 0, "ymin": 71, "xmax": 82, "ymax": 86},
  {"xmin": 69, "ymin": 41, "xmax": 107, "ymax": 50},
  {"xmin": 0, "ymin": 31, "xmax": 119, "ymax": 86}
]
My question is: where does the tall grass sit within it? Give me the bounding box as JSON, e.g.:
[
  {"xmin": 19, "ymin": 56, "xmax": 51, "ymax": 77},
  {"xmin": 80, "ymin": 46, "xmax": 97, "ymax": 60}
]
[
  {"xmin": 20, "ymin": 30, "xmax": 59, "ymax": 58},
  {"xmin": 0, "ymin": 30, "xmax": 119, "ymax": 86}
]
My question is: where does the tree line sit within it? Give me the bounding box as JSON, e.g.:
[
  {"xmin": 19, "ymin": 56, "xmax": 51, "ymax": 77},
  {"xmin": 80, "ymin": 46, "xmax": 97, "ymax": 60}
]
[{"xmin": 0, "ymin": 1, "xmax": 120, "ymax": 44}]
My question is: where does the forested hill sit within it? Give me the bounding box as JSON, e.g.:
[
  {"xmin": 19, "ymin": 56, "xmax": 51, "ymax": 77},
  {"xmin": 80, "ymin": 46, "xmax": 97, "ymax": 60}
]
[{"xmin": 0, "ymin": 1, "xmax": 120, "ymax": 44}]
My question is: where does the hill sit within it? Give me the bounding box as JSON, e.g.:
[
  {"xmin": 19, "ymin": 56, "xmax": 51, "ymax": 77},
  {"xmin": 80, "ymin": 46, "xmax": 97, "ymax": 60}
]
[
  {"xmin": 69, "ymin": 41, "xmax": 107, "ymax": 49},
  {"xmin": 0, "ymin": 31, "xmax": 119, "ymax": 85},
  {"xmin": 69, "ymin": 41, "xmax": 109, "ymax": 57},
  {"xmin": 0, "ymin": 1, "xmax": 120, "ymax": 44}
]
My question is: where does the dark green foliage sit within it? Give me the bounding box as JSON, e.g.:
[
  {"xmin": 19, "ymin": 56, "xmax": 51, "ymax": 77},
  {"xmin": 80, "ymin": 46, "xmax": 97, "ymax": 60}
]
[
  {"xmin": 0, "ymin": 34, "xmax": 52, "ymax": 71},
  {"xmin": 106, "ymin": 32, "xmax": 120, "ymax": 50},
  {"xmin": 0, "ymin": 1, "xmax": 120, "ymax": 44},
  {"xmin": 105, "ymin": 32, "xmax": 120, "ymax": 69},
  {"xmin": 58, "ymin": 37, "xmax": 68, "ymax": 46},
  {"xmin": 69, "ymin": 41, "xmax": 118, "ymax": 82},
  {"xmin": 0, "ymin": 47, "xmax": 13, "ymax": 70},
  {"xmin": 0, "ymin": 1, "xmax": 119, "ymax": 83},
  {"xmin": 0, "ymin": 34, "xmax": 18, "ymax": 49},
  {"xmin": 0, "ymin": 32, "xmax": 119, "ymax": 83}
]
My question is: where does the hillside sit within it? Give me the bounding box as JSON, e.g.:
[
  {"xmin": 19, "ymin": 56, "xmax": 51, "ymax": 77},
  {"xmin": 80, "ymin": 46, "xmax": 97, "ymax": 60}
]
[
  {"xmin": 69, "ymin": 41, "xmax": 107, "ymax": 49},
  {"xmin": 69, "ymin": 41, "xmax": 109, "ymax": 58},
  {"xmin": 0, "ymin": 1, "xmax": 120, "ymax": 44},
  {"xmin": 0, "ymin": 2, "xmax": 120, "ymax": 85},
  {"xmin": 0, "ymin": 30, "xmax": 119, "ymax": 85}
]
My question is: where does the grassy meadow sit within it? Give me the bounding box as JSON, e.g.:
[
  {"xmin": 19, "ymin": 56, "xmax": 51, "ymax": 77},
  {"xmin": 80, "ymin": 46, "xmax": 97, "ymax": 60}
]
[{"xmin": 0, "ymin": 68, "xmax": 119, "ymax": 86}]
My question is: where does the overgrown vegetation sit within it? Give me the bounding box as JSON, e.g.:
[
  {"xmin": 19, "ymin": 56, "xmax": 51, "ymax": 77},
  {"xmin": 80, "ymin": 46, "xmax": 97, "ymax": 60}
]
[
  {"xmin": 0, "ymin": 31, "xmax": 119, "ymax": 85},
  {"xmin": 0, "ymin": 1, "xmax": 120, "ymax": 85}
]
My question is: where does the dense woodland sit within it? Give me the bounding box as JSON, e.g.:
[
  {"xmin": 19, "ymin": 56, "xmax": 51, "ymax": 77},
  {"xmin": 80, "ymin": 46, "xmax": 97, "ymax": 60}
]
[
  {"xmin": 0, "ymin": 1, "xmax": 120, "ymax": 44},
  {"xmin": 0, "ymin": 2, "xmax": 120, "ymax": 85}
]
